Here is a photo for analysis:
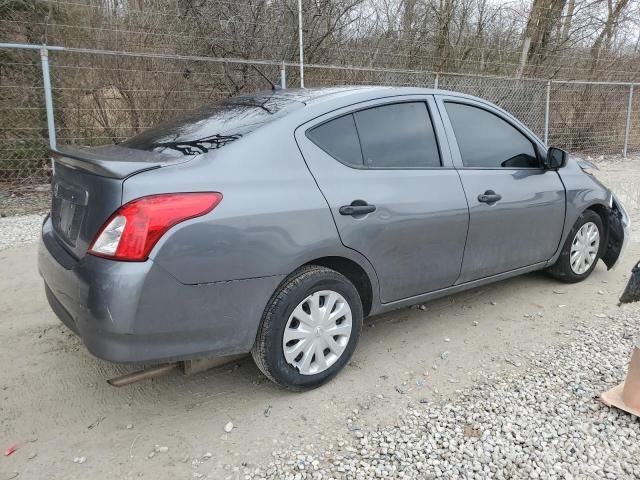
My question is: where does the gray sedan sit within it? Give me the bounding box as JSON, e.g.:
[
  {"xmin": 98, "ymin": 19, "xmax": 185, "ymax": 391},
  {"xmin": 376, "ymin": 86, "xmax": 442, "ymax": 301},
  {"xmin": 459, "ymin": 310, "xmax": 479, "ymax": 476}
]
[{"xmin": 38, "ymin": 87, "xmax": 630, "ymax": 390}]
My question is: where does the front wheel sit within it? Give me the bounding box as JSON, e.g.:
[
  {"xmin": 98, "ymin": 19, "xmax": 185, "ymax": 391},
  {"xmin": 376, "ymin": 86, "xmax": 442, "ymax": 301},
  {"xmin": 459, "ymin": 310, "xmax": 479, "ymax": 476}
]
[
  {"xmin": 547, "ymin": 209, "xmax": 604, "ymax": 283},
  {"xmin": 251, "ymin": 265, "xmax": 363, "ymax": 391}
]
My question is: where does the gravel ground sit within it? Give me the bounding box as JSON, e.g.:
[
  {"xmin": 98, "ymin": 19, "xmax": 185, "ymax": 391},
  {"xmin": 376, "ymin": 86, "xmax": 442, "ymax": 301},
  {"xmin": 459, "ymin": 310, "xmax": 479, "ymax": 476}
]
[
  {"xmin": 0, "ymin": 183, "xmax": 50, "ymax": 217},
  {"xmin": 0, "ymin": 214, "xmax": 45, "ymax": 251},
  {"xmin": 0, "ymin": 183, "xmax": 48, "ymax": 250},
  {"xmin": 246, "ymin": 310, "xmax": 640, "ymax": 480}
]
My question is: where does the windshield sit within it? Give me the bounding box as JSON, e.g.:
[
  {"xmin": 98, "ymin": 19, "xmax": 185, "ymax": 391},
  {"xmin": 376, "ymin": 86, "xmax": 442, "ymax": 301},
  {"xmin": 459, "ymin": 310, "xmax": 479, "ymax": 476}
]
[{"xmin": 121, "ymin": 93, "xmax": 301, "ymax": 157}]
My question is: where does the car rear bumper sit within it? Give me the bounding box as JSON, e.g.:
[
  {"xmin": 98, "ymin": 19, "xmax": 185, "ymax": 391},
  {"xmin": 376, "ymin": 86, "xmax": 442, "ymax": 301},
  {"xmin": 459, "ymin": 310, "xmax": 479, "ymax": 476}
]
[{"xmin": 38, "ymin": 217, "xmax": 283, "ymax": 363}]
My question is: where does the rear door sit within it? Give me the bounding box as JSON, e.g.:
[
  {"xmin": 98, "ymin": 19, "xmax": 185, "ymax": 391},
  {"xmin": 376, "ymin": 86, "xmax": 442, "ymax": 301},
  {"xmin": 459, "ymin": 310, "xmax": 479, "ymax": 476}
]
[
  {"xmin": 436, "ymin": 96, "xmax": 565, "ymax": 283},
  {"xmin": 295, "ymin": 96, "xmax": 469, "ymax": 303}
]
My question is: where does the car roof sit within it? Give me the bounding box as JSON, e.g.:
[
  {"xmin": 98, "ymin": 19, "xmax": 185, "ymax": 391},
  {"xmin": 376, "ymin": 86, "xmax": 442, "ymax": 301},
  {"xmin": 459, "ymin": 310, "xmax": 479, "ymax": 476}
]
[
  {"xmin": 233, "ymin": 86, "xmax": 499, "ymax": 123},
  {"xmin": 227, "ymin": 86, "xmax": 544, "ymax": 146},
  {"xmin": 249, "ymin": 86, "xmax": 482, "ymax": 105},
  {"xmin": 255, "ymin": 86, "xmax": 544, "ymax": 148}
]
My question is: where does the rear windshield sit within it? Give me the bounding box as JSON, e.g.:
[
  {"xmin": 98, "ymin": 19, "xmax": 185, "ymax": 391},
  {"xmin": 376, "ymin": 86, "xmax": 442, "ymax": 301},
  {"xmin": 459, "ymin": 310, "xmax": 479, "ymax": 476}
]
[{"xmin": 121, "ymin": 93, "xmax": 301, "ymax": 156}]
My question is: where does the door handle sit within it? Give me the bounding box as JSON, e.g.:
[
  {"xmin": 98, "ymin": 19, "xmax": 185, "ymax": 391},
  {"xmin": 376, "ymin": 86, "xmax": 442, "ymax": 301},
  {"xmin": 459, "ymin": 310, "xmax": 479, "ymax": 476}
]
[
  {"xmin": 478, "ymin": 190, "xmax": 502, "ymax": 204},
  {"xmin": 339, "ymin": 201, "xmax": 376, "ymax": 216}
]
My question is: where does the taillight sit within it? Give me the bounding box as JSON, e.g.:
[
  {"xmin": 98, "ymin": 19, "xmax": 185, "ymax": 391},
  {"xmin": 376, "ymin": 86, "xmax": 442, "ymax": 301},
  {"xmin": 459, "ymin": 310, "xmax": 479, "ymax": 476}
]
[{"xmin": 88, "ymin": 192, "xmax": 222, "ymax": 261}]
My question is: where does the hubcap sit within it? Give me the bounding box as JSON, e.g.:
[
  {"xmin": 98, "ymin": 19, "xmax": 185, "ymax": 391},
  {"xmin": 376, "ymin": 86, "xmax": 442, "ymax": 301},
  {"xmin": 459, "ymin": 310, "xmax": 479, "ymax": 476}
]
[
  {"xmin": 570, "ymin": 221, "xmax": 600, "ymax": 275},
  {"xmin": 282, "ymin": 290, "xmax": 352, "ymax": 376}
]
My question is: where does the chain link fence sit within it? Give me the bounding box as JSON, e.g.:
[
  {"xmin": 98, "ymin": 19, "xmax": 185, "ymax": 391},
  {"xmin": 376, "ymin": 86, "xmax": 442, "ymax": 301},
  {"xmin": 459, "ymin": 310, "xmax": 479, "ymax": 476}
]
[
  {"xmin": 0, "ymin": 44, "xmax": 638, "ymax": 184},
  {"xmin": 438, "ymin": 74, "xmax": 550, "ymax": 139},
  {"xmin": 548, "ymin": 82, "xmax": 638, "ymax": 156},
  {"xmin": 0, "ymin": 48, "xmax": 47, "ymax": 182},
  {"xmin": 50, "ymin": 50, "xmax": 284, "ymax": 147}
]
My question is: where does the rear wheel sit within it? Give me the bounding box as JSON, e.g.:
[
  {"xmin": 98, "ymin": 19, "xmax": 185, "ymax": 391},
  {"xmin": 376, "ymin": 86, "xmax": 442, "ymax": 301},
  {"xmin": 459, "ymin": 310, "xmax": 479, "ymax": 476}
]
[
  {"xmin": 547, "ymin": 210, "xmax": 603, "ymax": 283},
  {"xmin": 252, "ymin": 265, "xmax": 363, "ymax": 391}
]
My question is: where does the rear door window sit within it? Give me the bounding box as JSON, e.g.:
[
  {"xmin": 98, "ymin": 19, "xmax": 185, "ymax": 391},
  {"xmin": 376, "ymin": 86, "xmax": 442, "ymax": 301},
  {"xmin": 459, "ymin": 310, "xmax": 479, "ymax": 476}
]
[
  {"xmin": 355, "ymin": 102, "xmax": 441, "ymax": 168},
  {"xmin": 307, "ymin": 101, "xmax": 441, "ymax": 169},
  {"xmin": 307, "ymin": 114, "xmax": 363, "ymax": 167},
  {"xmin": 444, "ymin": 102, "xmax": 539, "ymax": 168}
]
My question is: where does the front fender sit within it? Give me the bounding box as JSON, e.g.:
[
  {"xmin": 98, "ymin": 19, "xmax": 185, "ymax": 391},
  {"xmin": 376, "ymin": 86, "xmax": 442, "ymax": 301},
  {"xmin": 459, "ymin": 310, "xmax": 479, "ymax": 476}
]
[
  {"xmin": 602, "ymin": 194, "xmax": 631, "ymax": 270},
  {"xmin": 549, "ymin": 158, "xmax": 610, "ymax": 267}
]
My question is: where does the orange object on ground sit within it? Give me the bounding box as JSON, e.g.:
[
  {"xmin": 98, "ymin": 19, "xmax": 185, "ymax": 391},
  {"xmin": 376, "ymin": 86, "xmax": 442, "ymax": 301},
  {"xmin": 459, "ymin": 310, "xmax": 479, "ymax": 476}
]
[
  {"xmin": 601, "ymin": 346, "xmax": 640, "ymax": 417},
  {"xmin": 601, "ymin": 260, "xmax": 640, "ymax": 416}
]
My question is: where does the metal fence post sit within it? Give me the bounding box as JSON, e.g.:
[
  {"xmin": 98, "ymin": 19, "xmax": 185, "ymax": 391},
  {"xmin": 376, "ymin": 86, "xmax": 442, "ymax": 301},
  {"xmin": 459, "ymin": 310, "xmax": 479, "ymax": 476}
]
[
  {"xmin": 297, "ymin": 0, "xmax": 304, "ymax": 88},
  {"xmin": 544, "ymin": 80, "xmax": 551, "ymax": 145},
  {"xmin": 280, "ymin": 61, "xmax": 286, "ymax": 89},
  {"xmin": 623, "ymin": 85, "xmax": 634, "ymax": 158},
  {"xmin": 40, "ymin": 45, "xmax": 57, "ymax": 150},
  {"xmin": 434, "ymin": 73, "xmax": 439, "ymax": 89}
]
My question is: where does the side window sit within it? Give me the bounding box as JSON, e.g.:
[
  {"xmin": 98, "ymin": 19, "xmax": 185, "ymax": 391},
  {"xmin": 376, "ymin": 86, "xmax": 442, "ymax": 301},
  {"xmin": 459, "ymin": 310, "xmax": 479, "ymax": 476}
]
[
  {"xmin": 445, "ymin": 102, "xmax": 539, "ymax": 169},
  {"xmin": 355, "ymin": 102, "xmax": 441, "ymax": 168},
  {"xmin": 307, "ymin": 114, "xmax": 363, "ymax": 167}
]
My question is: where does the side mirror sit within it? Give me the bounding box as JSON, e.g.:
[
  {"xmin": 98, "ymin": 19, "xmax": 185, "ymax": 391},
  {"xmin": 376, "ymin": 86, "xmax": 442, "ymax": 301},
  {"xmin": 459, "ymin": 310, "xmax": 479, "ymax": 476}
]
[{"xmin": 546, "ymin": 147, "xmax": 568, "ymax": 169}]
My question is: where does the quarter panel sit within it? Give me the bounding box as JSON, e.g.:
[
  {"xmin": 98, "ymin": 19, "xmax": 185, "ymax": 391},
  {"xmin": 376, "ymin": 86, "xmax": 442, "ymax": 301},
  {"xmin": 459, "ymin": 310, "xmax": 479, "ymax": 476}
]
[
  {"xmin": 122, "ymin": 125, "xmax": 373, "ymax": 287},
  {"xmin": 40, "ymin": 222, "xmax": 286, "ymax": 361}
]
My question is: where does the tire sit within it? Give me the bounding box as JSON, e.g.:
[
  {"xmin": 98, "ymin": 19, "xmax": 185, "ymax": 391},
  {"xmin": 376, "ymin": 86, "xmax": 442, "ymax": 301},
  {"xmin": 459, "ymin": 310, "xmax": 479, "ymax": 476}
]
[
  {"xmin": 251, "ymin": 265, "xmax": 363, "ymax": 391},
  {"xmin": 547, "ymin": 209, "xmax": 604, "ymax": 283}
]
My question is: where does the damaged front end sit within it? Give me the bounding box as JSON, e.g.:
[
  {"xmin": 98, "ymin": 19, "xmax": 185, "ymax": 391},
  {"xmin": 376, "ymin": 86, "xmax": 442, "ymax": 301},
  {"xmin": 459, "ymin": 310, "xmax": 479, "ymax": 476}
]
[{"xmin": 602, "ymin": 193, "xmax": 631, "ymax": 270}]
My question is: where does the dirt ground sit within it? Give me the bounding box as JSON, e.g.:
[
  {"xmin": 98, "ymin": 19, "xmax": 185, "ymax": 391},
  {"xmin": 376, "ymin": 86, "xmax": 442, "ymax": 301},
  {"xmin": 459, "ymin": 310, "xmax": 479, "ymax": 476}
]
[{"xmin": 1, "ymin": 159, "xmax": 639, "ymax": 480}]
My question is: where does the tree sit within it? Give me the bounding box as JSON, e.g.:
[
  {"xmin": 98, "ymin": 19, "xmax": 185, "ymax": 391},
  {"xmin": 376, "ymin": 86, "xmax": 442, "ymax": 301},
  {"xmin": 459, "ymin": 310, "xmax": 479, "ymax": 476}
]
[{"xmin": 517, "ymin": 0, "xmax": 567, "ymax": 77}]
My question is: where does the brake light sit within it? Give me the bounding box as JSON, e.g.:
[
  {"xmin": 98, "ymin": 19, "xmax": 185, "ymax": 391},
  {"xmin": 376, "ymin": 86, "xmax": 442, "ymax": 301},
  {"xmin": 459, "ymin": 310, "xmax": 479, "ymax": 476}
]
[{"xmin": 88, "ymin": 192, "xmax": 222, "ymax": 261}]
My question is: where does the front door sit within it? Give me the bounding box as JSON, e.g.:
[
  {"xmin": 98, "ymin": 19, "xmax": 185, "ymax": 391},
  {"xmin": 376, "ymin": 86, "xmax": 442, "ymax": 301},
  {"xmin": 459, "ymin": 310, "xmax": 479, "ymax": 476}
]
[
  {"xmin": 437, "ymin": 97, "xmax": 565, "ymax": 283},
  {"xmin": 296, "ymin": 97, "xmax": 469, "ymax": 303}
]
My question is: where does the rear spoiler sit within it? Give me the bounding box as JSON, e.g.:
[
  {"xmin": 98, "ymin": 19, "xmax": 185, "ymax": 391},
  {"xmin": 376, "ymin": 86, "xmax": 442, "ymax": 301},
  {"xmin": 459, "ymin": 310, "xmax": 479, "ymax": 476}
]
[{"xmin": 50, "ymin": 145, "xmax": 187, "ymax": 179}]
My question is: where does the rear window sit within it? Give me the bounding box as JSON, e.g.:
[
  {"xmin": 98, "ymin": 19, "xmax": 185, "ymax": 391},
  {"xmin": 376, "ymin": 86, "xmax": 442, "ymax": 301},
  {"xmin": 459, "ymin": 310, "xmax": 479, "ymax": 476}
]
[{"xmin": 121, "ymin": 94, "xmax": 301, "ymax": 157}]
